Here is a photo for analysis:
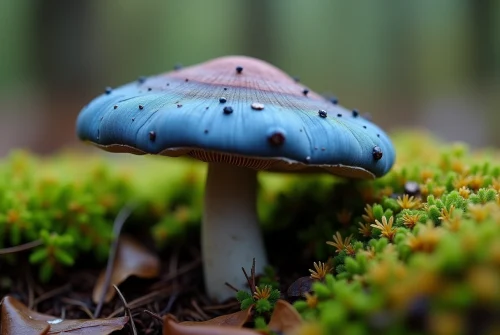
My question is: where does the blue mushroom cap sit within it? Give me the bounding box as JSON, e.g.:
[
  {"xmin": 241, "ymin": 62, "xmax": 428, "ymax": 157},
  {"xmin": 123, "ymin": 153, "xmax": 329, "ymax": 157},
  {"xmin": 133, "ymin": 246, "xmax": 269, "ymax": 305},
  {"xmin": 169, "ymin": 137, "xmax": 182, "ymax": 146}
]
[{"xmin": 76, "ymin": 56, "xmax": 395, "ymax": 179}]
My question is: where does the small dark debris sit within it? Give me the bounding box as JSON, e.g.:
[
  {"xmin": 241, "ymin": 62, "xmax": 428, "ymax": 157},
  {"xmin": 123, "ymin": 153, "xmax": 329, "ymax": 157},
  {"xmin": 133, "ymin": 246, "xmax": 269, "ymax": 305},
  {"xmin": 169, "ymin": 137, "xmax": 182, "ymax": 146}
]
[
  {"xmin": 236, "ymin": 66, "xmax": 243, "ymax": 74},
  {"xmin": 352, "ymin": 110, "xmax": 359, "ymax": 117},
  {"xmin": 223, "ymin": 106, "xmax": 234, "ymax": 114},
  {"xmin": 177, "ymin": 104, "xmax": 183, "ymax": 108},
  {"xmin": 105, "ymin": 87, "xmax": 112, "ymax": 94},
  {"xmin": 302, "ymin": 89, "xmax": 309, "ymax": 96},
  {"xmin": 148, "ymin": 87, "xmax": 152, "ymax": 91},
  {"xmin": 139, "ymin": 105, "xmax": 144, "ymax": 110},
  {"xmin": 223, "ymin": 87, "xmax": 228, "ymax": 91},
  {"xmin": 219, "ymin": 97, "xmax": 227, "ymax": 103},
  {"xmin": 363, "ymin": 125, "xmax": 367, "ymax": 129},
  {"xmin": 149, "ymin": 131, "xmax": 156, "ymax": 141},
  {"xmin": 204, "ymin": 129, "xmax": 209, "ymax": 134},
  {"xmin": 372, "ymin": 146, "xmax": 383, "ymax": 160},
  {"xmin": 318, "ymin": 110, "xmax": 327, "ymax": 118},
  {"xmin": 268, "ymin": 131, "xmax": 286, "ymax": 146},
  {"xmin": 137, "ymin": 76, "xmax": 146, "ymax": 84},
  {"xmin": 113, "ymin": 105, "xmax": 118, "ymax": 110},
  {"xmin": 404, "ymin": 181, "xmax": 421, "ymax": 197},
  {"xmin": 185, "ymin": 78, "xmax": 189, "ymax": 82},
  {"xmin": 337, "ymin": 113, "xmax": 342, "ymax": 117}
]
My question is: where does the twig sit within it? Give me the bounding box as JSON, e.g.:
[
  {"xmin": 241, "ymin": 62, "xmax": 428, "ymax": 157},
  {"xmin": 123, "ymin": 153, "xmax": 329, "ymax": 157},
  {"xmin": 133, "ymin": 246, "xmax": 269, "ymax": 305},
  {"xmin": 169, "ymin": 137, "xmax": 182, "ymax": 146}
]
[
  {"xmin": 224, "ymin": 282, "xmax": 239, "ymax": 293},
  {"xmin": 113, "ymin": 285, "xmax": 137, "ymax": 335},
  {"xmin": 251, "ymin": 258, "xmax": 256, "ymax": 292},
  {"xmin": 143, "ymin": 309, "xmax": 164, "ymax": 323},
  {"xmin": 93, "ymin": 202, "xmax": 136, "ymax": 318},
  {"xmin": 33, "ymin": 284, "xmax": 71, "ymax": 306},
  {"xmin": 0, "ymin": 239, "xmax": 42, "ymax": 255},
  {"xmin": 60, "ymin": 297, "xmax": 94, "ymax": 319},
  {"xmin": 109, "ymin": 285, "xmax": 179, "ymax": 318}
]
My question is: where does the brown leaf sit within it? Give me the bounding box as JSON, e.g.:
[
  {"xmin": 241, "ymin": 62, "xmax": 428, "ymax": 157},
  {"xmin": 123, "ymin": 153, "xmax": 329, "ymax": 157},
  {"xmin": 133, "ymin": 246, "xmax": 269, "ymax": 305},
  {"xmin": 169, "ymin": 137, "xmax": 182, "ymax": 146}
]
[
  {"xmin": 267, "ymin": 300, "xmax": 303, "ymax": 334},
  {"xmin": 0, "ymin": 296, "xmax": 128, "ymax": 335},
  {"xmin": 92, "ymin": 234, "xmax": 160, "ymax": 303},
  {"xmin": 163, "ymin": 307, "xmax": 263, "ymax": 335},
  {"xmin": 180, "ymin": 306, "xmax": 253, "ymax": 327},
  {"xmin": 287, "ymin": 276, "xmax": 314, "ymax": 297}
]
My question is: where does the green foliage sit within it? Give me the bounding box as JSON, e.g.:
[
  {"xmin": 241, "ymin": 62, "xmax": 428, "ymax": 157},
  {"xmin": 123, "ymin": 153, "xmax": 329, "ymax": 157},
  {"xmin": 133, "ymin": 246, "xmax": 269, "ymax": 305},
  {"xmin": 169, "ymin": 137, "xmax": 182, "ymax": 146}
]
[
  {"xmin": 288, "ymin": 131, "xmax": 500, "ymax": 334},
  {"xmin": 236, "ymin": 284, "xmax": 280, "ymax": 316}
]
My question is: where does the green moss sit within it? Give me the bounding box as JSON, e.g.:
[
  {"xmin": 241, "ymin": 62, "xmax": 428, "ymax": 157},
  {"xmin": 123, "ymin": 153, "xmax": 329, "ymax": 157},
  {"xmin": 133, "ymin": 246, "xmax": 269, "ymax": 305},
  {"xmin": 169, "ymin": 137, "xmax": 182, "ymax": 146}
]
[{"xmin": 2, "ymin": 130, "xmax": 500, "ymax": 333}]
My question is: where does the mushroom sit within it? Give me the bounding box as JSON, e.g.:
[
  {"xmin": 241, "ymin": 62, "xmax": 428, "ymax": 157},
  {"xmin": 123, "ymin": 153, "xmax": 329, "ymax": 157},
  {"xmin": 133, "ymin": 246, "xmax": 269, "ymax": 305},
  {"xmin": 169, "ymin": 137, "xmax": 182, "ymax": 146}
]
[{"xmin": 76, "ymin": 56, "xmax": 396, "ymax": 301}]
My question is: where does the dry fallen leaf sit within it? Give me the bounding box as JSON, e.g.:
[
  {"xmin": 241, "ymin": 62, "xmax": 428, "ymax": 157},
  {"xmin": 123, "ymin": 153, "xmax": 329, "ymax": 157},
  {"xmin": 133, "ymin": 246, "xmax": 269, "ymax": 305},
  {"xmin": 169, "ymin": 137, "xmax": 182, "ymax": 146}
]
[
  {"xmin": 0, "ymin": 296, "xmax": 128, "ymax": 335},
  {"xmin": 180, "ymin": 306, "xmax": 253, "ymax": 327},
  {"xmin": 287, "ymin": 276, "xmax": 314, "ymax": 297},
  {"xmin": 92, "ymin": 234, "xmax": 160, "ymax": 303},
  {"xmin": 267, "ymin": 299, "xmax": 303, "ymax": 334},
  {"xmin": 163, "ymin": 307, "xmax": 263, "ymax": 335}
]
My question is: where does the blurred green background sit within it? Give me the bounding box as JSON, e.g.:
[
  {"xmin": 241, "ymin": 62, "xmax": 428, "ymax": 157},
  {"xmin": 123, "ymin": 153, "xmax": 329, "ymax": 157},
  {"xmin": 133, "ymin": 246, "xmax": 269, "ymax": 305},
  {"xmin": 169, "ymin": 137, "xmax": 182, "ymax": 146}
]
[{"xmin": 0, "ymin": 0, "xmax": 499, "ymax": 156}]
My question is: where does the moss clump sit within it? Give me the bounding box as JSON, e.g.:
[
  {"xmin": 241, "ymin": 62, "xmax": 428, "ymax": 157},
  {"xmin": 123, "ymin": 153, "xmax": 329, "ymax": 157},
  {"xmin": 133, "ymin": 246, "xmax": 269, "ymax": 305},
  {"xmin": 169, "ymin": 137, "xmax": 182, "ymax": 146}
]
[
  {"xmin": 2, "ymin": 130, "xmax": 500, "ymax": 334},
  {"xmin": 287, "ymin": 131, "xmax": 500, "ymax": 334},
  {"xmin": 0, "ymin": 151, "xmax": 204, "ymax": 280}
]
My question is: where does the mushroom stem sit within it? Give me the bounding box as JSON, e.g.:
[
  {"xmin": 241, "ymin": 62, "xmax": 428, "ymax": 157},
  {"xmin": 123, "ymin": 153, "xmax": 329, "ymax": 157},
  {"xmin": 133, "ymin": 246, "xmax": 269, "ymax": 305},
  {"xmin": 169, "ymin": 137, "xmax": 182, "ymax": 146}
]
[{"xmin": 202, "ymin": 162, "xmax": 268, "ymax": 301}]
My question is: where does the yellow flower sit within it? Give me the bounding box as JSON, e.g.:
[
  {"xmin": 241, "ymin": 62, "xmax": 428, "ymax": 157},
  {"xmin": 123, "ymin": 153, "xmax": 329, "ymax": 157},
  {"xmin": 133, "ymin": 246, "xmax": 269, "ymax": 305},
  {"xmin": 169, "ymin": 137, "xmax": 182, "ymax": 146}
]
[
  {"xmin": 458, "ymin": 186, "xmax": 471, "ymax": 199},
  {"xmin": 358, "ymin": 222, "xmax": 372, "ymax": 237},
  {"xmin": 253, "ymin": 285, "xmax": 272, "ymax": 300},
  {"xmin": 397, "ymin": 194, "xmax": 421, "ymax": 210},
  {"xmin": 371, "ymin": 216, "xmax": 397, "ymax": 242},
  {"xmin": 326, "ymin": 232, "xmax": 353, "ymax": 253},
  {"xmin": 438, "ymin": 205, "xmax": 455, "ymax": 222},
  {"xmin": 401, "ymin": 212, "xmax": 421, "ymax": 229},
  {"xmin": 304, "ymin": 292, "xmax": 318, "ymax": 308},
  {"xmin": 361, "ymin": 204, "xmax": 375, "ymax": 223},
  {"xmin": 309, "ymin": 261, "xmax": 332, "ymax": 280}
]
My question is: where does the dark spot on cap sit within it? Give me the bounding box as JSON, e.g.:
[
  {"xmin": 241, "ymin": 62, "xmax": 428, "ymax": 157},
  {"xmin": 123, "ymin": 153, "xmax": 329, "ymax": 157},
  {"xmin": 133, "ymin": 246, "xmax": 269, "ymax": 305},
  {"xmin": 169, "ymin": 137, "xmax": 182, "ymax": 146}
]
[
  {"xmin": 363, "ymin": 125, "xmax": 367, "ymax": 129},
  {"xmin": 113, "ymin": 105, "xmax": 118, "ymax": 110},
  {"xmin": 223, "ymin": 87, "xmax": 228, "ymax": 91},
  {"xmin": 223, "ymin": 106, "xmax": 234, "ymax": 114},
  {"xmin": 268, "ymin": 131, "xmax": 286, "ymax": 146},
  {"xmin": 139, "ymin": 105, "xmax": 144, "ymax": 110},
  {"xmin": 251, "ymin": 102, "xmax": 265, "ymax": 110},
  {"xmin": 149, "ymin": 131, "xmax": 156, "ymax": 141},
  {"xmin": 318, "ymin": 110, "xmax": 327, "ymax": 118},
  {"xmin": 166, "ymin": 83, "xmax": 170, "ymax": 86},
  {"xmin": 204, "ymin": 129, "xmax": 209, "ymax": 134},
  {"xmin": 205, "ymin": 106, "xmax": 209, "ymax": 110},
  {"xmin": 372, "ymin": 146, "xmax": 383, "ymax": 160},
  {"xmin": 337, "ymin": 113, "xmax": 342, "ymax": 117},
  {"xmin": 302, "ymin": 89, "xmax": 309, "ymax": 96},
  {"xmin": 352, "ymin": 110, "xmax": 359, "ymax": 117},
  {"xmin": 377, "ymin": 134, "xmax": 380, "ymax": 137},
  {"xmin": 404, "ymin": 181, "xmax": 421, "ymax": 196},
  {"xmin": 132, "ymin": 117, "xmax": 135, "ymax": 121},
  {"xmin": 105, "ymin": 87, "xmax": 112, "ymax": 94},
  {"xmin": 147, "ymin": 87, "xmax": 152, "ymax": 91},
  {"xmin": 219, "ymin": 97, "xmax": 227, "ymax": 103},
  {"xmin": 137, "ymin": 76, "xmax": 146, "ymax": 84},
  {"xmin": 177, "ymin": 104, "xmax": 183, "ymax": 108},
  {"xmin": 185, "ymin": 78, "xmax": 189, "ymax": 82},
  {"xmin": 236, "ymin": 66, "xmax": 243, "ymax": 74},
  {"xmin": 330, "ymin": 97, "xmax": 339, "ymax": 104}
]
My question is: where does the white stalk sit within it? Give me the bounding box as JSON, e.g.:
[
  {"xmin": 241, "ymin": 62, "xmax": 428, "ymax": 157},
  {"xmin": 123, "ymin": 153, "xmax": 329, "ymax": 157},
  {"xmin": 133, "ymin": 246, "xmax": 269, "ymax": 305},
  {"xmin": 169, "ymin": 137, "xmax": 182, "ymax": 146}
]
[{"xmin": 202, "ymin": 162, "xmax": 268, "ymax": 301}]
